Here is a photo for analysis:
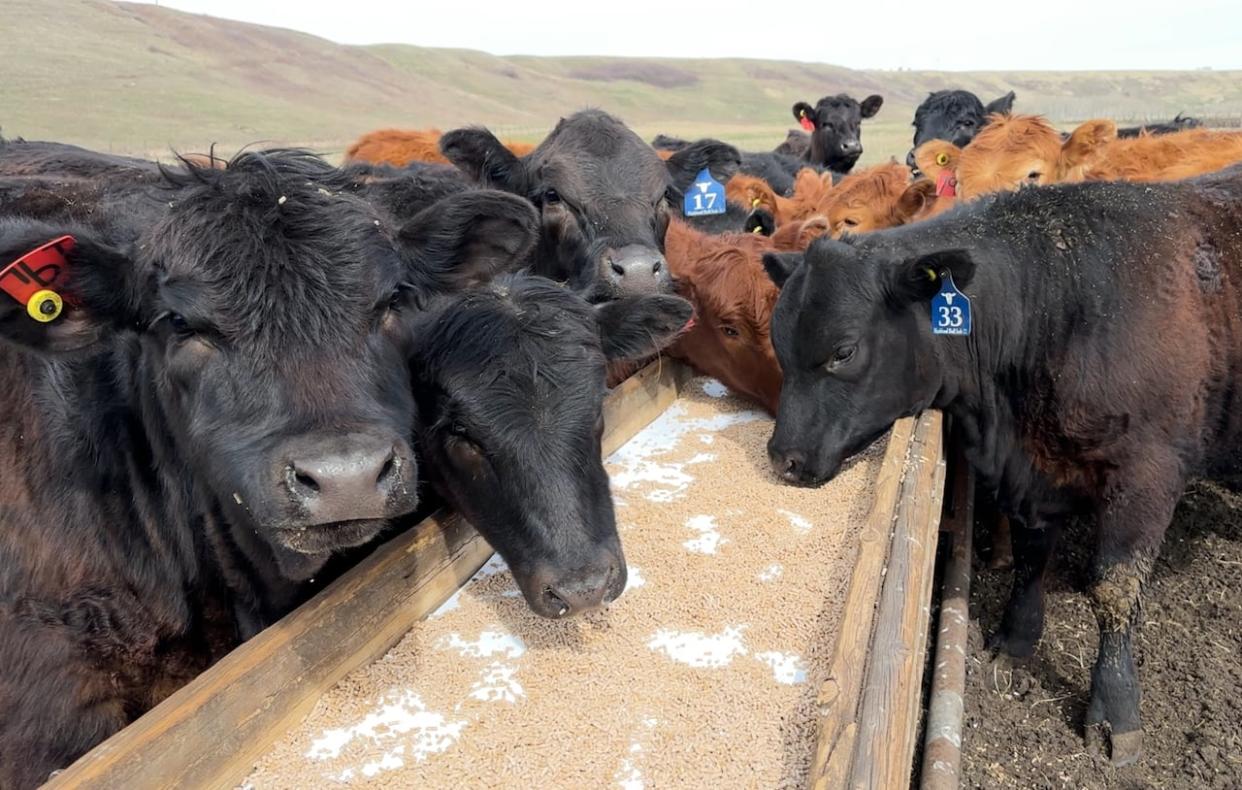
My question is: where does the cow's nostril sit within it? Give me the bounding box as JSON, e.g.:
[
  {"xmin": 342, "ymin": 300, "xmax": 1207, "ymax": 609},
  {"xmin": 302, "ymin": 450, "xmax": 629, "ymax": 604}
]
[
  {"xmin": 652, "ymin": 259, "xmax": 663, "ymax": 274},
  {"xmin": 611, "ymin": 261, "xmax": 626, "ymax": 277},
  {"xmin": 293, "ymin": 469, "xmax": 320, "ymax": 494},
  {"xmin": 542, "ymin": 586, "xmax": 571, "ymax": 617},
  {"xmin": 376, "ymin": 453, "xmax": 396, "ymax": 485}
]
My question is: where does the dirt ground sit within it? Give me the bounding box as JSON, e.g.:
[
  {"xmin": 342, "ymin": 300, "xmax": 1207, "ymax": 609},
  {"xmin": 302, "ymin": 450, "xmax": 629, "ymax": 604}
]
[{"xmin": 960, "ymin": 481, "xmax": 1242, "ymax": 789}]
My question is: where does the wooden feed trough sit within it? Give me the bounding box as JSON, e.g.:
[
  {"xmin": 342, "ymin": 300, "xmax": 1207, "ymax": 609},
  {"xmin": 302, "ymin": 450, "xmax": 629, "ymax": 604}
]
[{"xmin": 47, "ymin": 360, "xmax": 954, "ymax": 789}]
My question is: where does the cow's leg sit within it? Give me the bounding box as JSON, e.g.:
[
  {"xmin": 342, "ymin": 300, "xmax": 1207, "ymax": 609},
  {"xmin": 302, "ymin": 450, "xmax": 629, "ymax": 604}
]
[
  {"xmin": 987, "ymin": 514, "xmax": 1059, "ymax": 658},
  {"xmin": 1085, "ymin": 460, "xmax": 1181, "ymax": 767}
]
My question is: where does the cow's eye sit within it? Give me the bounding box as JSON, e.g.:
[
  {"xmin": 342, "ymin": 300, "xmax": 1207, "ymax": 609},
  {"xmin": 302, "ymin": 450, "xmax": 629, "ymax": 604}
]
[
  {"xmin": 167, "ymin": 313, "xmax": 195, "ymax": 338},
  {"xmin": 720, "ymin": 325, "xmax": 740, "ymax": 338},
  {"xmin": 960, "ymin": 119, "xmax": 976, "ymax": 128},
  {"xmin": 1027, "ymin": 171, "xmax": 1042, "ymax": 181},
  {"xmin": 825, "ymin": 345, "xmax": 856, "ymax": 371},
  {"xmin": 386, "ymin": 286, "xmax": 406, "ymax": 314},
  {"xmin": 841, "ymin": 217, "xmax": 860, "ymax": 227},
  {"xmin": 542, "ymin": 188, "xmax": 561, "ymax": 205}
]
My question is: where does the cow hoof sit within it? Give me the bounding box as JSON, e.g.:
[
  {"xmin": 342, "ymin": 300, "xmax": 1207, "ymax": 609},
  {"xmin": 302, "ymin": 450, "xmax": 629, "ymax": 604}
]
[
  {"xmin": 984, "ymin": 629, "xmax": 1036, "ymax": 660},
  {"xmin": 1086, "ymin": 724, "xmax": 1143, "ymax": 767}
]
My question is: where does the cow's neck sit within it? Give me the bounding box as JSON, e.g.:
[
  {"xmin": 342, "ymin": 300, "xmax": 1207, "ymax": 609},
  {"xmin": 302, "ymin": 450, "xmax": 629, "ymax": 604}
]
[{"xmin": 929, "ymin": 257, "xmax": 1072, "ymax": 516}]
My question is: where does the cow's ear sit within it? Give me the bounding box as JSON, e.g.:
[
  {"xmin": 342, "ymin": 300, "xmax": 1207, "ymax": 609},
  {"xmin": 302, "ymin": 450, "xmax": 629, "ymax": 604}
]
[
  {"xmin": 1061, "ymin": 119, "xmax": 1116, "ymax": 171},
  {"xmin": 762, "ymin": 251, "xmax": 804, "ymax": 288},
  {"xmin": 439, "ymin": 127, "xmax": 531, "ymax": 194},
  {"xmin": 792, "ymin": 102, "xmax": 816, "ymax": 127},
  {"xmin": 985, "ymin": 91, "xmax": 1016, "ymax": 116},
  {"xmin": 889, "ymin": 249, "xmax": 975, "ymax": 306},
  {"xmin": 860, "ymin": 95, "xmax": 884, "ymax": 119},
  {"xmin": 595, "ymin": 294, "xmax": 693, "ymax": 361},
  {"xmin": 665, "ymin": 139, "xmax": 741, "ymax": 195},
  {"xmin": 399, "ymin": 190, "xmax": 539, "ymax": 292},
  {"xmin": 914, "ymin": 140, "xmax": 961, "ymax": 179},
  {"xmin": 0, "ymin": 220, "xmax": 140, "ymax": 354},
  {"xmin": 895, "ymin": 179, "xmax": 937, "ymax": 222}
]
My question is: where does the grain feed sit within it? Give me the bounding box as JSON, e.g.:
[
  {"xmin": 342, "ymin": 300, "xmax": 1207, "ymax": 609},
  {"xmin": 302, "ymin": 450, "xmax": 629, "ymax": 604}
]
[{"xmin": 245, "ymin": 378, "xmax": 885, "ymax": 788}]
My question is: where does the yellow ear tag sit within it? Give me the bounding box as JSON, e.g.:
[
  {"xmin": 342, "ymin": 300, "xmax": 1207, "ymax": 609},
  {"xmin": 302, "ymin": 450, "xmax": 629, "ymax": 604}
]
[
  {"xmin": 935, "ymin": 152, "xmax": 950, "ymax": 167},
  {"xmin": 924, "ymin": 268, "xmax": 938, "ymax": 282},
  {"xmin": 751, "ymin": 197, "xmax": 761, "ymax": 208},
  {"xmin": 800, "ymin": 109, "xmax": 806, "ymax": 118},
  {"xmin": 27, "ymin": 290, "xmax": 63, "ymax": 322},
  {"xmin": 751, "ymin": 225, "xmax": 763, "ymax": 234}
]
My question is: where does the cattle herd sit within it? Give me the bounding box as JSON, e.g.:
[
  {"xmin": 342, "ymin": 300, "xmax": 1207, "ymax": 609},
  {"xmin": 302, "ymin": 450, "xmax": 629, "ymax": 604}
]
[{"xmin": 0, "ymin": 85, "xmax": 1239, "ymax": 786}]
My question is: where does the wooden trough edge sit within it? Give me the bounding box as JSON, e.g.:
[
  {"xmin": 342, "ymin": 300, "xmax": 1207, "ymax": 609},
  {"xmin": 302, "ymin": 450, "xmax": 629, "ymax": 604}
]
[
  {"xmin": 808, "ymin": 410, "xmax": 948, "ymax": 790},
  {"xmin": 47, "ymin": 358, "xmax": 694, "ymax": 790}
]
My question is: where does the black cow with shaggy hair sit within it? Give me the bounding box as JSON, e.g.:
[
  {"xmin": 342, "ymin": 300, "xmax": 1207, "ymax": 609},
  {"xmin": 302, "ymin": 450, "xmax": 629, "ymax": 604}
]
[
  {"xmin": 440, "ymin": 109, "xmax": 740, "ymax": 302},
  {"xmin": 407, "ymin": 275, "xmax": 691, "ymax": 617},
  {"xmin": 0, "ymin": 150, "xmax": 537, "ymax": 788},
  {"xmin": 763, "ymin": 167, "xmax": 1242, "ymax": 766},
  {"xmin": 907, "ymin": 89, "xmax": 1017, "ymax": 170}
]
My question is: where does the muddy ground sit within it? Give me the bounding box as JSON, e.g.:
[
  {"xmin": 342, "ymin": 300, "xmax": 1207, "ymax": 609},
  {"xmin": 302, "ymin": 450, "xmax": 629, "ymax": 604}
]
[{"xmin": 959, "ymin": 481, "xmax": 1242, "ymax": 789}]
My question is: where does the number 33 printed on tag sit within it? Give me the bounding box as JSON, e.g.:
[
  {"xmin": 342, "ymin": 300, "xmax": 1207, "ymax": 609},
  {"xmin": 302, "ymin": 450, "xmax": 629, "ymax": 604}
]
[{"xmin": 931, "ymin": 271, "xmax": 972, "ymax": 336}]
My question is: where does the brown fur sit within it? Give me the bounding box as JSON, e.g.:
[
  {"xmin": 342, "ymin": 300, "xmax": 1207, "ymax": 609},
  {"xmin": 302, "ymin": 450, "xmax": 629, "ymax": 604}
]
[
  {"xmin": 955, "ymin": 114, "xmax": 1242, "ymax": 197},
  {"xmin": 665, "ymin": 217, "xmax": 827, "ymax": 413},
  {"xmin": 821, "ymin": 161, "xmax": 929, "ymax": 236},
  {"xmin": 346, "ymin": 128, "xmax": 535, "ymax": 167}
]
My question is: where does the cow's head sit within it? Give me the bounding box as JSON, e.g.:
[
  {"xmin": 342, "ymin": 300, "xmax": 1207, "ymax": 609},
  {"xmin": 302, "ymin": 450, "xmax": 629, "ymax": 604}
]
[
  {"xmin": 822, "ymin": 162, "xmax": 936, "ymax": 237},
  {"xmin": 0, "ymin": 151, "xmax": 539, "ymax": 579},
  {"xmin": 792, "ymin": 94, "xmax": 884, "ymax": 173},
  {"xmin": 954, "ymin": 115, "xmax": 1115, "ymax": 198},
  {"xmin": 665, "ymin": 221, "xmax": 783, "ymax": 414},
  {"xmin": 907, "ymin": 90, "xmax": 1016, "ymax": 170},
  {"xmin": 763, "ymin": 237, "xmax": 974, "ymax": 485},
  {"xmin": 440, "ymin": 110, "xmax": 739, "ymax": 301},
  {"xmin": 407, "ymin": 275, "xmax": 691, "ymax": 617}
]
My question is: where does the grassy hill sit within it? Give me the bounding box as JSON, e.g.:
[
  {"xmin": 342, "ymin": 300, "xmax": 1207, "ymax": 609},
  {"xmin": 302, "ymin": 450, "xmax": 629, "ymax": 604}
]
[{"xmin": 4, "ymin": 0, "xmax": 1242, "ymax": 165}]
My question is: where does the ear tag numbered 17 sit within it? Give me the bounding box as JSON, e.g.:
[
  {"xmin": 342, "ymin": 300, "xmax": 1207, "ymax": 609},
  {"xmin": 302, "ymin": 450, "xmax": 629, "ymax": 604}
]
[
  {"xmin": 683, "ymin": 168, "xmax": 726, "ymax": 217},
  {"xmin": 930, "ymin": 269, "xmax": 971, "ymax": 336}
]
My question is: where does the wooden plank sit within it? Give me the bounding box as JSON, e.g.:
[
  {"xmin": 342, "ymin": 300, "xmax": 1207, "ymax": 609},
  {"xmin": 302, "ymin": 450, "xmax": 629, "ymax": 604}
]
[
  {"xmin": 849, "ymin": 410, "xmax": 947, "ymax": 790},
  {"xmin": 602, "ymin": 356, "xmax": 692, "ymax": 457},
  {"xmin": 808, "ymin": 416, "xmax": 920, "ymax": 790},
  {"xmin": 46, "ymin": 512, "xmax": 490, "ymax": 790},
  {"xmin": 48, "ymin": 357, "xmax": 690, "ymax": 790},
  {"xmin": 921, "ymin": 440, "xmax": 975, "ymax": 790}
]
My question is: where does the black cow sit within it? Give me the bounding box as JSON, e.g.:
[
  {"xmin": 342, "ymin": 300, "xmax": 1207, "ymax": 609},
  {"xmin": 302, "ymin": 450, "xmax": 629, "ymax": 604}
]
[
  {"xmin": 791, "ymin": 93, "xmax": 884, "ymax": 174},
  {"xmin": 407, "ymin": 276, "xmax": 691, "ymax": 617},
  {"xmin": 763, "ymin": 169, "xmax": 1242, "ymax": 766},
  {"xmin": 0, "ymin": 151, "xmax": 536, "ymax": 788},
  {"xmin": 649, "ymin": 132, "xmax": 813, "ymax": 197},
  {"xmin": 773, "ymin": 129, "xmax": 811, "ymax": 159},
  {"xmin": 440, "ymin": 110, "xmax": 739, "ymax": 302},
  {"xmin": 907, "ymin": 89, "xmax": 1017, "ymax": 170},
  {"xmin": 1116, "ymin": 112, "xmax": 1204, "ymax": 138}
]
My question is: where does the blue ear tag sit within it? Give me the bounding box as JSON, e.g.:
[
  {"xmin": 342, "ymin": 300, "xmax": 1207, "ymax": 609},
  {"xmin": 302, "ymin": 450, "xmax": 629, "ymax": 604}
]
[
  {"xmin": 930, "ymin": 270, "xmax": 971, "ymax": 336},
  {"xmin": 683, "ymin": 168, "xmax": 727, "ymax": 217}
]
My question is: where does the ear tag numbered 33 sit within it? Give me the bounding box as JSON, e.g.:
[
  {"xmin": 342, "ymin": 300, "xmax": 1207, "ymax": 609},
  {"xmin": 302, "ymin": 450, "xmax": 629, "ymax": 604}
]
[
  {"xmin": 930, "ymin": 270, "xmax": 971, "ymax": 336},
  {"xmin": 683, "ymin": 168, "xmax": 726, "ymax": 217}
]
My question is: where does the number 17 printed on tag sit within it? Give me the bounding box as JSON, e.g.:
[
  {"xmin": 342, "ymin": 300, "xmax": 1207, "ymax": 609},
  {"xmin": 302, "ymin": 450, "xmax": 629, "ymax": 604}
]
[
  {"xmin": 931, "ymin": 271, "xmax": 972, "ymax": 336},
  {"xmin": 683, "ymin": 168, "xmax": 726, "ymax": 217}
]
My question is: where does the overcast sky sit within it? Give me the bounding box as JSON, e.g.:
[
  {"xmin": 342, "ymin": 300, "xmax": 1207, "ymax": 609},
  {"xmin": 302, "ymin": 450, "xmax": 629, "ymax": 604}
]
[{"xmin": 133, "ymin": 0, "xmax": 1241, "ymax": 71}]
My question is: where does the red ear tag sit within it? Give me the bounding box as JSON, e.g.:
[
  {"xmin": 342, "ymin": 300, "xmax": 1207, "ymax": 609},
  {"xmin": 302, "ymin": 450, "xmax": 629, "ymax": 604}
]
[
  {"xmin": 0, "ymin": 235, "xmax": 77, "ymax": 322},
  {"xmin": 935, "ymin": 171, "xmax": 957, "ymax": 198},
  {"xmin": 799, "ymin": 115, "xmax": 815, "ymax": 132}
]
